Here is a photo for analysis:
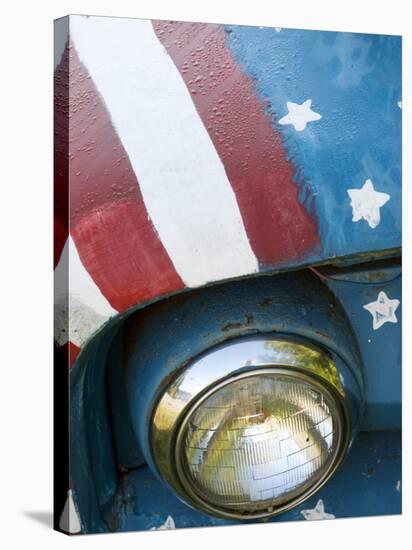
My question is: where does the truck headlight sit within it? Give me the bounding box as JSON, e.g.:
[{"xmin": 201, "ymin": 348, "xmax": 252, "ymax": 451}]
[{"xmin": 151, "ymin": 337, "xmax": 353, "ymax": 520}]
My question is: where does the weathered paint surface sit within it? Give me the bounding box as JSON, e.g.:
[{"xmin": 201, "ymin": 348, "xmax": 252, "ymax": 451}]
[
  {"xmin": 70, "ymin": 17, "xmax": 259, "ymax": 289},
  {"xmin": 54, "ymin": 15, "xmax": 401, "ymax": 360},
  {"xmin": 54, "ymin": 15, "xmax": 402, "ymax": 534},
  {"xmin": 67, "ymin": 264, "xmax": 401, "ymax": 533},
  {"xmin": 61, "ymin": 43, "xmax": 184, "ymax": 312},
  {"xmin": 317, "ymin": 261, "xmax": 401, "ymax": 430},
  {"xmin": 153, "ymin": 20, "xmax": 320, "ymax": 266},
  {"xmin": 114, "ymin": 431, "xmax": 401, "ymax": 531},
  {"xmin": 224, "ymin": 24, "xmax": 401, "ymax": 258}
]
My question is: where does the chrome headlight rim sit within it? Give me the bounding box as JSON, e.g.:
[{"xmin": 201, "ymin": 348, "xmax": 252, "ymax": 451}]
[
  {"xmin": 150, "ymin": 335, "xmax": 352, "ymax": 520},
  {"xmin": 174, "ymin": 367, "xmax": 349, "ymax": 520}
]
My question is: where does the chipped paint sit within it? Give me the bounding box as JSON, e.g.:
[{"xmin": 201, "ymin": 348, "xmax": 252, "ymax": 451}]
[
  {"xmin": 363, "ymin": 291, "xmax": 400, "ymax": 330},
  {"xmin": 300, "ymin": 499, "xmax": 335, "ymax": 520},
  {"xmin": 278, "ymin": 99, "xmax": 322, "ymax": 131},
  {"xmin": 347, "ymin": 179, "xmax": 390, "ymax": 229}
]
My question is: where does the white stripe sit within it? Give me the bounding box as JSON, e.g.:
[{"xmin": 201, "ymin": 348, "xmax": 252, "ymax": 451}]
[
  {"xmin": 59, "ymin": 489, "xmax": 81, "ymax": 534},
  {"xmin": 54, "ymin": 237, "xmax": 117, "ymax": 347},
  {"xmin": 70, "ymin": 16, "xmax": 258, "ymax": 288}
]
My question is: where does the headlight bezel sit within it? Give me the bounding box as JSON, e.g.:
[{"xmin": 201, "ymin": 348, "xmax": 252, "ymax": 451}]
[{"xmin": 150, "ymin": 335, "xmax": 354, "ymax": 520}]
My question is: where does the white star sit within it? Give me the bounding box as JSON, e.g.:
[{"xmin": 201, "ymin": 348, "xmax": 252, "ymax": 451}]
[
  {"xmin": 363, "ymin": 291, "xmax": 400, "ymax": 330},
  {"xmin": 275, "ymin": 27, "xmax": 282, "ymax": 32},
  {"xmin": 347, "ymin": 179, "xmax": 390, "ymax": 229},
  {"xmin": 150, "ymin": 515, "xmax": 176, "ymax": 530},
  {"xmin": 279, "ymin": 99, "xmax": 322, "ymax": 131},
  {"xmin": 300, "ymin": 499, "xmax": 335, "ymax": 521},
  {"xmin": 398, "ymin": 100, "xmax": 402, "ymax": 109}
]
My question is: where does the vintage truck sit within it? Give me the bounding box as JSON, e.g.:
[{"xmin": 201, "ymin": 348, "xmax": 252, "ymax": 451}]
[{"xmin": 54, "ymin": 15, "xmax": 401, "ymax": 534}]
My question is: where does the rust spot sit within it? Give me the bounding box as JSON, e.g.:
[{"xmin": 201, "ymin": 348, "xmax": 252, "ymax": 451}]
[
  {"xmin": 245, "ymin": 314, "xmax": 255, "ymax": 325},
  {"xmin": 259, "ymin": 297, "xmax": 274, "ymax": 307},
  {"xmin": 222, "ymin": 314, "xmax": 255, "ymax": 332},
  {"xmin": 221, "ymin": 321, "xmax": 242, "ymax": 332}
]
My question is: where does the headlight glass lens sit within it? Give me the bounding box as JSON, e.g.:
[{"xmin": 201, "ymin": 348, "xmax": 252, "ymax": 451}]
[{"xmin": 179, "ymin": 373, "xmax": 342, "ymax": 514}]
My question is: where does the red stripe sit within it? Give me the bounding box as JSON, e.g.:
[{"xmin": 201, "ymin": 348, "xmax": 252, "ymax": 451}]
[
  {"xmin": 154, "ymin": 21, "xmax": 319, "ymax": 266},
  {"xmin": 54, "ymin": 43, "xmax": 69, "ymax": 269},
  {"xmin": 67, "ymin": 43, "xmax": 184, "ymax": 311}
]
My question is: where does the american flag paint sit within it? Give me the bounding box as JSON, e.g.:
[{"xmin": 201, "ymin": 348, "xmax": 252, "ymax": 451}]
[{"xmin": 54, "ymin": 16, "xmax": 401, "ymax": 366}]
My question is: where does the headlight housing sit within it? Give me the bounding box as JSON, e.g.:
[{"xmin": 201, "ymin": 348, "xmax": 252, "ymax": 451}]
[{"xmin": 151, "ymin": 336, "xmax": 353, "ymax": 520}]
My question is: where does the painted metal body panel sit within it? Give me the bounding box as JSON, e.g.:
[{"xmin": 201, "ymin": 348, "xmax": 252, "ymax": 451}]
[
  {"xmin": 54, "ymin": 15, "xmax": 402, "ymax": 535},
  {"xmin": 318, "ymin": 262, "xmax": 401, "ymax": 430},
  {"xmin": 116, "ymin": 431, "xmax": 401, "ymax": 531},
  {"xmin": 54, "ymin": 16, "xmax": 401, "ymax": 362},
  {"xmin": 67, "ymin": 265, "xmax": 401, "ymax": 533}
]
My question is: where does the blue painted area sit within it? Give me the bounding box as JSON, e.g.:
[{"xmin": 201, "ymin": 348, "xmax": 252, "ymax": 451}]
[
  {"xmin": 115, "ymin": 431, "xmax": 401, "ymax": 531},
  {"xmin": 321, "ymin": 265, "xmax": 402, "ymax": 430},
  {"xmin": 224, "ymin": 26, "xmax": 401, "ymax": 258},
  {"xmin": 124, "ymin": 271, "xmax": 364, "ymax": 477},
  {"xmin": 70, "ymin": 263, "xmax": 401, "ymax": 533}
]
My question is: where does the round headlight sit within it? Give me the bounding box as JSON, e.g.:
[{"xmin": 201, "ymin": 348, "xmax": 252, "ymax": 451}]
[
  {"xmin": 151, "ymin": 337, "xmax": 352, "ymax": 520},
  {"xmin": 178, "ymin": 371, "xmax": 342, "ymax": 515}
]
